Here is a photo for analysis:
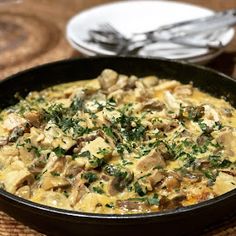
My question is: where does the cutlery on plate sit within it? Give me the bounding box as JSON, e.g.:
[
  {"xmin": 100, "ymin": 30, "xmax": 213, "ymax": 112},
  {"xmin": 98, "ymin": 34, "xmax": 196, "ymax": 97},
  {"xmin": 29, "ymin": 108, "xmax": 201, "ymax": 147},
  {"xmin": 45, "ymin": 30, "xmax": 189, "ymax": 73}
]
[{"xmin": 88, "ymin": 8, "xmax": 236, "ymax": 55}]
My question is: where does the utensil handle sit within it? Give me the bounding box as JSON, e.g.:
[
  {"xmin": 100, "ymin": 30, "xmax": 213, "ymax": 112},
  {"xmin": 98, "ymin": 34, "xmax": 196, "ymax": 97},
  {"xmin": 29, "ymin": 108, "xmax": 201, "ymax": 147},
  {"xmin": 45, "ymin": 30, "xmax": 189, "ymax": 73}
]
[{"xmin": 153, "ymin": 9, "xmax": 236, "ymax": 39}]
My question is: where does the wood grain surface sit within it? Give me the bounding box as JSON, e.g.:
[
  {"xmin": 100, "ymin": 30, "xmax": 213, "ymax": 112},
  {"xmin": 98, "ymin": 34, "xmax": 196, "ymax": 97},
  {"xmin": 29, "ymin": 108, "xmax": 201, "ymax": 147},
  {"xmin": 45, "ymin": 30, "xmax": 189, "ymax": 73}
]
[{"xmin": 0, "ymin": 0, "xmax": 235, "ymax": 235}]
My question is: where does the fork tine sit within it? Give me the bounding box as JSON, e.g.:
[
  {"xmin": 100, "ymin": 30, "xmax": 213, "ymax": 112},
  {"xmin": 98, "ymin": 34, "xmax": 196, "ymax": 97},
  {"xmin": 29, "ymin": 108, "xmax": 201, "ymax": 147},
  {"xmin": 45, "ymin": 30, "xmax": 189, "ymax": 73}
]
[{"xmin": 99, "ymin": 23, "xmax": 122, "ymax": 36}]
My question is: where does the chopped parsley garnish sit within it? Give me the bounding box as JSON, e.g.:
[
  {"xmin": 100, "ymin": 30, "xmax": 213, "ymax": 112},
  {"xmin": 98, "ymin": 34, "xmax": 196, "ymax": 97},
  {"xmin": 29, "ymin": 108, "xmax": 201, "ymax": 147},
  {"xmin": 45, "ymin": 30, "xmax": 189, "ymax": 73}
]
[
  {"xmin": 53, "ymin": 147, "xmax": 66, "ymax": 157},
  {"xmin": 82, "ymin": 172, "xmax": 98, "ymax": 183},
  {"xmin": 93, "ymin": 186, "xmax": 104, "ymax": 194}
]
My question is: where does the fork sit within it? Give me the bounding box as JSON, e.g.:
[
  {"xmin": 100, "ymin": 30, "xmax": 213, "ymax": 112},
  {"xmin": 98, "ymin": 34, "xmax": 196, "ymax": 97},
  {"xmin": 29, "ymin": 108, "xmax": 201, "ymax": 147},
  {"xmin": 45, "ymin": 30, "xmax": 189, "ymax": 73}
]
[
  {"xmin": 88, "ymin": 8, "xmax": 236, "ymax": 55},
  {"xmin": 89, "ymin": 23, "xmax": 224, "ymax": 55}
]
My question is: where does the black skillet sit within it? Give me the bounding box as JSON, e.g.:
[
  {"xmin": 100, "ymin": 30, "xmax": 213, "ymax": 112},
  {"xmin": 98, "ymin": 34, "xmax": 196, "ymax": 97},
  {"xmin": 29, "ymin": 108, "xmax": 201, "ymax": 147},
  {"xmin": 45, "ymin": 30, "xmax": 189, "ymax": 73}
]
[{"xmin": 0, "ymin": 57, "xmax": 235, "ymax": 236}]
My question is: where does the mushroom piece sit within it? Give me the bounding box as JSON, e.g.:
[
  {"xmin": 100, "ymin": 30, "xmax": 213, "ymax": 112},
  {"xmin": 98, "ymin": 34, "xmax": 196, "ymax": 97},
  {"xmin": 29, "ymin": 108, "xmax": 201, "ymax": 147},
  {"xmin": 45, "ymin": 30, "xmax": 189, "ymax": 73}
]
[
  {"xmin": 146, "ymin": 169, "xmax": 164, "ymax": 189},
  {"xmin": 142, "ymin": 99, "xmax": 165, "ymax": 111},
  {"xmin": 107, "ymin": 167, "xmax": 134, "ymax": 196},
  {"xmin": 159, "ymin": 194, "xmax": 186, "ymax": 210},
  {"xmin": 8, "ymin": 126, "xmax": 26, "ymax": 142},
  {"xmin": 28, "ymin": 155, "xmax": 47, "ymax": 175},
  {"xmin": 69, "ymin": 177, "xmax": 90, "ymax": 207},
  {"xmin": 23, "ymin": 111, "xmax": 42, "ymax": 128},
  {"xmin": 116, "ymin": 199, "xmax": 147, "ymax": 211},
  {"xmin": 139, "ymin": 169, "xmax": 164, "ymax": 191},
  {"xmin": 157, "ymin": 120, "xmax": 179, "ymax": 133},
  {"xmin": 162, "ymin": 172, "xmax": 182, "ymax": 191},
  {"xmin": 137, "ymin": 149, "xmax": 166, "ymax": 172}
]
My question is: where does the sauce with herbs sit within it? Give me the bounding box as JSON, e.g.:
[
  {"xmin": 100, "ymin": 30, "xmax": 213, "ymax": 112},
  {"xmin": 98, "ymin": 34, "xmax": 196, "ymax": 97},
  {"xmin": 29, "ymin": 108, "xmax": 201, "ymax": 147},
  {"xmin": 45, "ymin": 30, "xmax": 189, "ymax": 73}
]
[{"xmin": 0, "ymin": 69, "xmax": 235, "ymax": 214}]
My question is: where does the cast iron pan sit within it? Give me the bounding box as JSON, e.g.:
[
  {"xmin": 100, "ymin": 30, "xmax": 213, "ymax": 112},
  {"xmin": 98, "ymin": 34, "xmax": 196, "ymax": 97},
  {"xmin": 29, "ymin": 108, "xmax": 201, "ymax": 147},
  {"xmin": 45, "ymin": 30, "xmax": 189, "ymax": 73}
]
[{"xmin": 0, "ymin": 57, "xmax": 235, "ymax": 236}]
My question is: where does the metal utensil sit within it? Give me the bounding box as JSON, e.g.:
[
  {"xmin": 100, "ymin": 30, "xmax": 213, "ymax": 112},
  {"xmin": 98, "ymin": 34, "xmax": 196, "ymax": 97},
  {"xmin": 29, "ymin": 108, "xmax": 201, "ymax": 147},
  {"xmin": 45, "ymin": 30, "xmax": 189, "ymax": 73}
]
[{"xmin": 88, "ymin": 8, "xmax": 236, "ymax": 55}]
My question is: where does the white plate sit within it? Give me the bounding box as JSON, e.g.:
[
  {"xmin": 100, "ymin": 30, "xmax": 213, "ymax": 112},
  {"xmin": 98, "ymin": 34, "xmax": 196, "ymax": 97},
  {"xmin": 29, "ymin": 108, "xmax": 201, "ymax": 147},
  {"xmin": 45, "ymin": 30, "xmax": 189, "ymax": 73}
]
[{"xmin": 66, "ymin": 0, "xmax": 235, "ymax": 64}]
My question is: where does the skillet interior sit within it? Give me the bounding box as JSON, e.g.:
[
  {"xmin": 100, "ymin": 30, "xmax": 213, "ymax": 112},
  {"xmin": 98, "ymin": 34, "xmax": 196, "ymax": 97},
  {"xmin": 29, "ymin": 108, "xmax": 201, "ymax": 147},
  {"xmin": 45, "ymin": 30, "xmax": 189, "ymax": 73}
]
[{"xmin": 0, "ymin": 56, "xmax": 235, "ymax": 236}]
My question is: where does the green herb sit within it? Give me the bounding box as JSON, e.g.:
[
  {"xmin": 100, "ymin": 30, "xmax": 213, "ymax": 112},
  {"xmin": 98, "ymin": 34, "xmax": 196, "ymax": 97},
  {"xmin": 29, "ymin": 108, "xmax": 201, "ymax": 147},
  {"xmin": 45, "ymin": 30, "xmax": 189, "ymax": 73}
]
[
  {"xmin": 70, "ymin": 97, "xmax": 84, "ymax": 112},
  {"xmin": 53, "ymin": 146, "xmax": 66, "ymax": 158},
  {"xmin": 97, "ymin": 148, "xmax": 111, "ymax": 156},
  {"xmin": 105, "ymin": 203, "xmax": 114, "ymax": 208},
  {"xmin": 208, "ymin": 155, "xmax": 231, "ymax": 168},
  {"xmin": 102, "ymin": 125, "xmax": 114, "ymax": 138},
  {"xmin": 79, "ymin": 150, "xmax": 91, "ymax": 158},
  {"xmin": 93, "ymin": 186, "xmax": 104, "ymax": 194},
  {"xmin": 89, "ymin": 156, "xmax": 105, "ymax": 168},
  {"xmin": 203, "ymin": 170, "xmax": 217, "ymax": 181},
  {"xmin": 63, "ymin": 191, "xmax": 69, "ymax": 198},
  {"xmin": 51, "ymin": 172, "xmax": 60, "ymax": 176},
  {"xmin": 134, "ymin": 182, "xmax": 146, "ymax": 196},
  {"xmin": 27, "ymin": 146, "xmax": 41, "ymax": 157},
  {"xmin": 35, "ymin": 169, "xmax": 47, "ymax": 180},
  {"xmin": 82, "ymin": 172, "xmax": 98, "ymax": 183},
  {"xmin": 147, "ymin": 194, "xmax": 159, "ymax": 205}
]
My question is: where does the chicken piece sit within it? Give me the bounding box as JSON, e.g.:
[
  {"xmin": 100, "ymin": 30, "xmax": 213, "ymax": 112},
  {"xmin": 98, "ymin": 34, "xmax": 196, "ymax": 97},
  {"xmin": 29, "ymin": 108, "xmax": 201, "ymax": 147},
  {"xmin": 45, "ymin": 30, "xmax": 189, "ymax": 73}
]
[
  {"xmin": 3, "ymin": 113, "xmax": 27, "ymax": 131},
  {"xmin": 30, "ymin": 189, "xmax": 72, "ymax": 210},
  {"xmin": 203, "ymin": 105, "xmax": 220, "ymax": 123},
  {"xmin": 40, "ymin": 175, "xmax": 70, "ymax": 191},
  {"xmin": 80, "ymin": 136, "xmax": 112, "ymax": 160},
  {"xmin": 0, "ymin": 136, "xmax": 8, "ymax": 147},
  {"xmin": 98, "ymin": 69, "xmax": 118, "ymax": 90},
  {"xmin": 64, "ymin": 160, "xmax": 83, "ymax": 178},
  {"xmin": 163, "ymin": 91, "xmax": 180, "ymax": 111},
  {"xmin": 18, "ymin": 146, "xmax": 34, "ymax": 165},
  {"xmin": 15, "ymin": 185, "xmax": 31, "ymax": 199},
  {"xmin": 137, "ymin": 149, "xmax": 166, "ymax": 172},
  {"xmin": 42, "ymin": 152, "xmax": 59, "ymax": 173},
  {"xmin": 215, "ymin": 129, "xmax": 236, "ymax": 161},
  {"xmin": 174, "ymin": 84, "xmax": 193, "ymax": 97},
  {"xmin": 74, "ymin": 192, "xmax": 113, "ymax": 213},
  {"xmin": 154, "ymin": 80, "xmax": 180, "ymax": 92},
  {"xmin": 4, "ymin": 168, "xmax": 33, "ymax": 193},
  {"xmin": 213, "ymin": 172, "xmax": 236, "ymax": 195},
  {"xmin": 108, "ymin": 75, "xmax": 129, "ymax": 93},
  {"xmin": 142, "ymin": 76, "xmax": 159, "ymax": 87},
  {"xmin": 40, "ymin": 124, "xmax": 76, "ymax": 149}
]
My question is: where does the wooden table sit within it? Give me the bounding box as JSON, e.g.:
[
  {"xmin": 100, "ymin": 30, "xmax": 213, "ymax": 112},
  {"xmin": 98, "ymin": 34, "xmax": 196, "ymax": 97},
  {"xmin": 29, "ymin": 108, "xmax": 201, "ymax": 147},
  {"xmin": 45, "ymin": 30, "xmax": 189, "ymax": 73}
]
[{"xmin": 0, "ymin": 0, "xmax": 235, "ymax": 235}]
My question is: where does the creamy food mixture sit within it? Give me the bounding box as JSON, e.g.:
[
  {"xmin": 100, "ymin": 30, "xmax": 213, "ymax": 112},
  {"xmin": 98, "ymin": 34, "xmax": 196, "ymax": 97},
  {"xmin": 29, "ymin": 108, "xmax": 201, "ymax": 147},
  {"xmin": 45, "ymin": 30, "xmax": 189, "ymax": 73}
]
[{"xmin": 0, "ymin": 69, "xmax": 235, "ymax": 214}]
